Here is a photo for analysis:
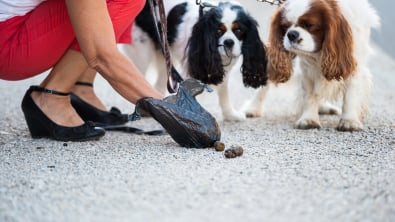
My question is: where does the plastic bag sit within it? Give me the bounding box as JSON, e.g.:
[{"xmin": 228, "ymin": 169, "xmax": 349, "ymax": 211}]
[{"xmin": 135, "ymin": 79, "xmax": 221, "ymax": 148}]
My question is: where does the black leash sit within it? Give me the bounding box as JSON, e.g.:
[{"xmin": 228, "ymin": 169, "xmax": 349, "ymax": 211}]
[
  {"xmin": 148, "ymin": 0, "xmax": 183, "ymax": 94},
  {"xmin": 102, "ymin": 112, "xmax": 166, "ymax": 136},
  {"xmin": 102, "ymin": 125, "xmax": 166, "ymax": 136}
]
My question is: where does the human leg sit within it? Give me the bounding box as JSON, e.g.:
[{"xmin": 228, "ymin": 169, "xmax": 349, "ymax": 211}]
[
  {"xmin": 32, "ymin": 50, "xmax": 90, "ymax": 127},
  {"xmin": 72, "ymin": 68, "xmax": 107, "ymax": 111}
]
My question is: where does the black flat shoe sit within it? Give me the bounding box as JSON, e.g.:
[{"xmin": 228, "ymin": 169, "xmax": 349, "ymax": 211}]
[
  {"xmin": 21, "ymin": 86, "xmax": 105, "ymax": 141},
  {"xmin": 70, "ymin": 82, "xmax": 128, "ymax": 127}
]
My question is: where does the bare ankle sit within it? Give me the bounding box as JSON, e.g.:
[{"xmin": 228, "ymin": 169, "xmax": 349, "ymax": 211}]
[
  {"xmin": 72, "ymin": 85, "xmax": 107, "ymax": 111},
  {"xmin": 31, "ymin": 91, "xmax": 84, "ymax": 127}
]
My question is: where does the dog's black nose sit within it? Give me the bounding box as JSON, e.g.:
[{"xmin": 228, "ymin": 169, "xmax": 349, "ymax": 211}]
[
  {"xmin": 223, "ymin": 39, "xmax": 234, "ymax": 48},
  {"xmin": 287, "ymin": 30, "xmax": 299, "ymax": 42}
]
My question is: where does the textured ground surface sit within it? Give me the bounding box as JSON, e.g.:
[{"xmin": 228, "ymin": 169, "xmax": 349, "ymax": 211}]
[{"xmin": 1, "ymin": 2, "xmax": 394, "ymax": 222}]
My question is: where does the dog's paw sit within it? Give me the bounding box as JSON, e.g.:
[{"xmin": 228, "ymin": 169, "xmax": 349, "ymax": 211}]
[
  {"xmin": 295, "ymin": 118, "xmax": 321, "ymax": 129},
  {"xmin": 223, "ymin": 110, "xmax": 247, "ymax": 122},
  {"xmin": 337, "ymin": 119, "xmax": 363, "ymax": 131},
  {"xmin": 319, "ymin": 103, "xmax": 341, "ymax": 115},
  {"xmin": 244, "ymin": 106, "xmax": 264, "ymax": 118},
  {"xmin": 246, "ymin": 111, "xmax": 263, "ymax": 118}
]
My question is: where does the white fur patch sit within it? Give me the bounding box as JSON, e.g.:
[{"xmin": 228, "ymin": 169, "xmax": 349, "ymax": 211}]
[
  {"xmin": 284, "ymin": 0, "xmax": 312, "ymax": 23},
  {"xmin": 221, "ymin": 5, "xmax": 238, "ymax": 25}
]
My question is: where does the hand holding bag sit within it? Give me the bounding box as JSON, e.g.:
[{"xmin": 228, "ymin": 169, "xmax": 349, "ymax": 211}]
[{"xmin": 135, "ymin": 79, "xmax": 221, "ymax": 148}]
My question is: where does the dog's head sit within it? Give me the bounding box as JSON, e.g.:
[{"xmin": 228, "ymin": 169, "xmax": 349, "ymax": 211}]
[
  {"xmin": 187, "ymin": 1, "xmax": 267, "ymax": 88},
  {"xmin": 268, "ymin": 0, "xmax": 356, "ymax": 82}
]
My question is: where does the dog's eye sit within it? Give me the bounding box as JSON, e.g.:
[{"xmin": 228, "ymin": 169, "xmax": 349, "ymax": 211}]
[
  {"xmin": 280, "ymin": 25, "xmax": 288, "ymax": 31},
  {"xmin": 217, "ymin": 24, "xmax": 227, "ymax": 37},
  {"xmin": 280, "ymin": 21, "xmax": 291, "ymax": 33},
  {"xmin": 233, "ymin": 28, "xmax": 243, "ymax": 39},
  {"xmin": 301, "ymin": 21, "xmax": 313, "ymax": 29},
  {"xmin": 217, "ymin": 29, "xmax": 225, "ymax": 37}
]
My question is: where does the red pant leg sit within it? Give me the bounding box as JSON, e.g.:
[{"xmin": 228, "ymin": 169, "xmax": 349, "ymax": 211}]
[
  {"xmin": 0, "ymin": 0, "xmax": 144, "ymax": 81},
  {"xmin": 0, "ymin": 0, "xmax": 74, "ymax": 80}
]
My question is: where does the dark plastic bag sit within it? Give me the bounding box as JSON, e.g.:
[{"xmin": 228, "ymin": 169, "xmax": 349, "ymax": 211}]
[{"xmin": 135, "ymin": 79, "xmax": 221, "ymax": 148}]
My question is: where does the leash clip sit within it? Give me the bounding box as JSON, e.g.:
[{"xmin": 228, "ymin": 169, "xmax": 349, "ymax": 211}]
[
  {"xmin": 128, "ymin": 109, "xmax": 141, "ymax": 121},
  {"xmin": 196, "ymin": 0, "xmax": 216, "ymax": 17},
  {"xmin": 256, "ymin": 0, "xmax": 286, "ymax": 6}
]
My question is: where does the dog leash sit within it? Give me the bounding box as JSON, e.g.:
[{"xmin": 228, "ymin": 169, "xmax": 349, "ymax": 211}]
[
  {"xmin": 147, "ymin": 0, "xmax": 184, "ymax": 94},
  {"xmin": 101, "ymin": 125, "xmax": 166, "ymax": 135}
]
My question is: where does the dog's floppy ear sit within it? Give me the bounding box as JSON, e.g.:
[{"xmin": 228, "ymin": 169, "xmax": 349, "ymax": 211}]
[
  {"xmin": 321, "ymin": 1, "xmax": 356, "ymax": 81},
  {"xmin": 240, "ymin": 15, "xmax": 268, "ymax": 88},
  {"xmin": 267, "ymin": 8, "xmax": 295, "ymax": 83},
  {"xmin": 187, "ymin": 10, "xmax": 224, "ymax": 85}
]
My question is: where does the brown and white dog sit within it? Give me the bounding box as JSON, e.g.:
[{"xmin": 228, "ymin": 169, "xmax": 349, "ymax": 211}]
[{"xmin": 265, "ymin": 0, "xmax": 380, "ymax": 131}]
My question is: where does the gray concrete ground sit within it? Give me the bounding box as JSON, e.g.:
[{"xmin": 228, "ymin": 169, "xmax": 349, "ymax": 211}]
[{"xmin": 1, "ymin": 1, "xmax": 394, "ymax": 222}]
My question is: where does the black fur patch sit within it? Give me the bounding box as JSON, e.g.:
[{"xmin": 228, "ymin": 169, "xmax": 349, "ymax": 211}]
[
  {"xmin": 135, "ymin": 2, "xmax": 160, "ymax": 48},
  {"xmin": 135, "ymin": 2, "xmax": 188, "ymax": 48},
  {"xmin": 167, "ymin": 3, "xmax": 188, "ymax": 45}
]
